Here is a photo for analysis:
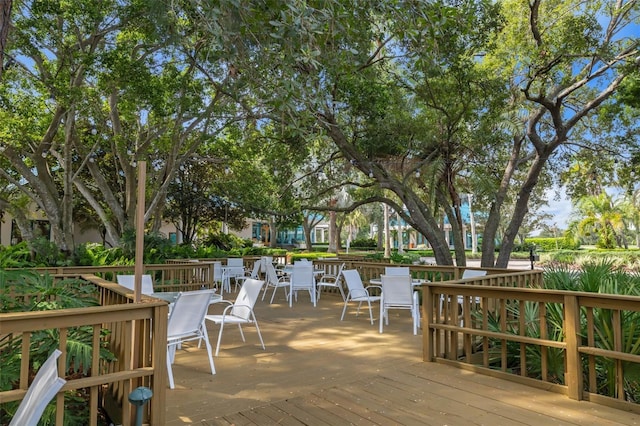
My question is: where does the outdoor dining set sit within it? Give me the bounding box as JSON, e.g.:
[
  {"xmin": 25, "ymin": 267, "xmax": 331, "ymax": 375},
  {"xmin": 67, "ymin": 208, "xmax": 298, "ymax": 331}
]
[{"xmin": 117, "ymin": 257, "xmax": 427, "ymax": 389}]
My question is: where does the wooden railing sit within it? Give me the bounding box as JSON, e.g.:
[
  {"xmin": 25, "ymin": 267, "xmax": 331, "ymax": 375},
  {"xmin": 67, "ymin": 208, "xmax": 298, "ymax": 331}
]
[
  {"xmin": 34, "ymin": 262, "xmax": 219, "ymax": 292},
  {"xmin": 5, "ymin": 258, "xmax": 638, "ymax": 421},
  {"xmin": 0, "ymin": 274, "xmax": 168, "ymax": 425},
  {"xmin": 422, "ymin": 272, "xmax": 640, "ymax": 414}
]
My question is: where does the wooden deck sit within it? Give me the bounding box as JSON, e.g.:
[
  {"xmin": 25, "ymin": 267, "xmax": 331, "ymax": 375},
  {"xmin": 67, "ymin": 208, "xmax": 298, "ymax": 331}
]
[{"xmin": 163, "ymin": 291, "xmax": 640, "ymax": 426}]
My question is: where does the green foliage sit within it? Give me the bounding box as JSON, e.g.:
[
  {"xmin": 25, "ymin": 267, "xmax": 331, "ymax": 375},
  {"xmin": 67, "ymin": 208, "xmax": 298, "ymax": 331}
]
[
  {"xmin": 484, "ymin": 260, "xmax": 640, "ymax": 400},
  {"xmin": 350, "ymin": 238, "xmax": 376, "ymax": 248},
  {"xmin": 0, "ymin": 242, "xmax": 33, "ymax": 268},
  {"xmin": 524, "ymin": 237, "xmax": 580, "ymax": 251},
  {"xmin": 541, "ymin": 250, "xmax": 640, "ymax": 272},
  {"xmin": 389, "ymin": 251, "xmax": 420, "ymax": 264},
  {"xmin": 201, "ymin": 232, "xmax": 248, "ymax": 252},
  {"xmin": 0, "ymin": 270, "xmax": 115, "ymax": 424},
  {"xmin": 29, "ymin": 237, "xmax": 67, "ymax": 267},
  {"xmin": 71, "ymin": 243, "xmax": 125, "ymax": 266}
]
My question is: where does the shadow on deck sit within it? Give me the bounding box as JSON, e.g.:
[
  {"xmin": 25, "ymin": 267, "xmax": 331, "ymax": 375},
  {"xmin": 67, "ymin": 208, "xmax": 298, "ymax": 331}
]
[{"xmin": 164, "ymin": 291, "xmax": 638, "ymax": 425}]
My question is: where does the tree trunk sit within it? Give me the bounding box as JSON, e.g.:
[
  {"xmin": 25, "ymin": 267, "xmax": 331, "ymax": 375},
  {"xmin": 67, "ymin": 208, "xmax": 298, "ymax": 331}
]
[
  {"xmin": 302, "ymin": 219, "xmax": 313, "ymax": 251},
  {"xmin": 396, "ymin": 211, "xmax": 404, "ymax": 254},
  {"xmin": 481, "ymin": 135, "xmax": 524, "ymax": 267},
  {"xmin": 468, "ymin": 194, "xmax": 478, "ymax": 255},
  {"xmin": 321, "ymin": 113, "xmax": 453, "ymax": 264},
  {"xmin": 496, "ymin": 155, "xmax": 549, "ymax": 268},
  {"xmin": 269, "ymin": 217, "xmax": 278, "ymax": 248},
  {"xmin": 384, "ymin": 203, "xmax": 391, "ymax": 258},
  {"xmin": 0, "ymin": 0, "xmax": 12, "ymax": 80},
  {"xmin": 437, "ymin": 188, "xmax": 466, "ymax": 266},
  {"xmin": 376, "ymin": 211, "xmax": 384, "ymax": 251}
]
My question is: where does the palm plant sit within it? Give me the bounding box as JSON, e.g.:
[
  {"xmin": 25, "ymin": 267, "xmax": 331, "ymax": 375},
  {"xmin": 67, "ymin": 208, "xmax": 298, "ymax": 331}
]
[
  {"xmin": 575, "ymin": 193, "xmax": 626, "ymax": 249},
  {"xmin": 481, "ymin": 261, "xmax": 640, "ymax": 401},
  {"xmin": 0, "ymin": 270, "xmax": 116, "ymax": 424}
]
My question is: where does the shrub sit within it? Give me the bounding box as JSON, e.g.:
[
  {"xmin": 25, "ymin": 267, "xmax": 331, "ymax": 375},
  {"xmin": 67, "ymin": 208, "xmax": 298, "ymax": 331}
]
[
  {"xmin": 523, "ymin": 237, "xmax": 580, "ymax": 251},
  {"xmin": 350, "ymin": 238, "xmax": 376, "ymax": 249}
]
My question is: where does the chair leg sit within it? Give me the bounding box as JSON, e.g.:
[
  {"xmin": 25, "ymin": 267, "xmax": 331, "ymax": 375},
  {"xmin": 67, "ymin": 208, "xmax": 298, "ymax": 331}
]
[
  {"xmin": 340, "ymin": 299, "xmax": 349, "ymax": 321},
  {"xmin": 215, "ymin": 321, "xmax": 225, "ymax": 356},
  {"xmin": 379, "ymin": 303, "xmax": 384, "ymax": 333},
  {"xmin": 252, "ymin": 314, "xmax": 266, "ymax": 350},
  {"xmin": 201, "ymin": 330, "xmax": 216, "ymax": 375},
  {"xmin": 338, "ymin": 285, "xmax": 346, "ymax": 302},
  {"xmin": 237, "ymin": 324, "xmax": 246, "ymax": 342},
  {"xmin": 167, "ymin": 348, "xmax": 175, "ymax": 389}
]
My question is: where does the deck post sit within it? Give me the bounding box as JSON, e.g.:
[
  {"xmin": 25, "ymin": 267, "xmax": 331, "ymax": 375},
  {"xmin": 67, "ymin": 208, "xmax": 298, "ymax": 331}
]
[
  {"xmin": 564, "ymin": 294, "xmax": 583, "ymax": 400},
  {"xmin": 423, "ymin": 284, "xmax": 434, "ymax": 362}
]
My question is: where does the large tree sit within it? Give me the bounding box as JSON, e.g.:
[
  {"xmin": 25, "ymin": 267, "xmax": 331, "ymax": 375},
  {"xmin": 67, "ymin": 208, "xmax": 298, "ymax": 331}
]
[
  {"xmin": 479, "ymin": 0, "xmax": 639, "ymax": 267},
  {"xmin": 180, "ymin": 0, "xmax": 504, "ymax": 265},
  {"xmin": 0, "ymin": 0, "xmax": 238, "ymax": 250}
]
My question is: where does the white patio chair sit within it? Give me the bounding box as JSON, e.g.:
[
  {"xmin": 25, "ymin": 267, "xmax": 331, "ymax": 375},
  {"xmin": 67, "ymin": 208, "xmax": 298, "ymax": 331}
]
[
  {"xmin": 340, "ymin": 269, "xmax": 381, "ymax": 324},
  {"xmin": 10, "ymin": 349, "xmax": 67, "ymax": 426},
  {"xmin": 212, "ymin": 261, "xmax": 223, "ymax": 290},
  {"xmin": 166, "ymin": 289, "xmax": 216, "ymax": 389},
  {"xmin": 263, "ymin": 262, "xmax": 291, "ymax": 303},
  {"xmin": 384, "ymin": 266, "xmax": 410, "ymax": 276},
  {"xmin": 459, "ymin": 269, "xmax": 487, "ymax": 304},
  {"xmin": 260, "ymin": 256, "xmax": 273, "ymax": 274},
  {"xmin": 235, "ymin": 260, "xmax": 261, "ymax": 288},
  {"xmin": 379, "ymin": 275, "xmax": 419, "ymax": 335},
  {"xmin": 117, "ymin": 274, "xmax": 155, "ymax": 295},
  {"xmin": 440, "ymin": 269, "xmax": 487, "ymax": 318},
  {"xmin": 205, "ymin": 278, "xmax": 266, "ymax": 356},
  {"xmin": 461, "ymin": 269, "xmax": 487, "ymax": 280},
  {"xmin": 316, "ymin": 262, "xmax": 346, "ymax": 301},
  {"xmin": 289, "ymin": 264, "xmax": 316, "ymax": 307},
  {"xmin": 224, "ymin": 258, "xmax": 246, "ymax": 292}
]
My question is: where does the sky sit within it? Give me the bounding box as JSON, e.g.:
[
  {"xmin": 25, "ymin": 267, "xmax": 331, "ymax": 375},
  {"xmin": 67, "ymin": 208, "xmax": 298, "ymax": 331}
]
[{"xmin": 538, "ymin": 187, "xmax": 573, "ymax": 233}]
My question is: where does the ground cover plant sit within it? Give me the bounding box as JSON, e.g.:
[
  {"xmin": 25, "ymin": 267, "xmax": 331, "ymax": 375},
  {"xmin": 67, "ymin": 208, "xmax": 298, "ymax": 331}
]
[
  {"xmin": 482, "ymin": 261, "xmax": 640, "ymax": 402},
  {"xmin": 0, "ymin": 270, "xmax": 116, "ymax": 425}
]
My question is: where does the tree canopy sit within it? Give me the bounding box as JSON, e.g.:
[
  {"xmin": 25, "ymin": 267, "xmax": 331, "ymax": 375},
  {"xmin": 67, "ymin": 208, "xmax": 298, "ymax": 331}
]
[{"xmin": 1, "ymin": 0, "xmax": 638, "ymax": 265}]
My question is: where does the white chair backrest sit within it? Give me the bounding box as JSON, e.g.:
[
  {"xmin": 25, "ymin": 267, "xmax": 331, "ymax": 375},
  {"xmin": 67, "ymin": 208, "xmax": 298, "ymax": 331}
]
[
  {"xmin": 117, "ymin": 274, "xmax": 154, "ymax": 295},
  {"xmin": 334, "ymin": 263, "xmax": 345, "ymax": 280},
  {"xmin": 342, "ymin": 269, "xmax": 368, "ymax": 298},
  {"xmin": 231, "ymin": 279, "xmax": 264, "ymax": 320},
  {"xmin": 249, "ymin": 261, "xmax": 261, "ymax": 278},
  {"xmin": 291, "ymin": 265, "xmax": 314, "ymax": 290},
  {"xmin": 461, "ymin": 269, "xmax": 487, "ymax": 279},
  {"xmin": 167, "ymin": 290, "xmax": 214, "ymax": 339},
  {"xmin": 265, "ymin": 262, "xmax": 280, "ymax": 285},
  {"xmin": 212, "ymin": 261, "xmax": 223, "ymax": 281},
  {"xmin": 227, "ymin": 258, "xmax": 244, "ymax": 267},
  {"xmin": 380, "ymin": 275, "xmax": 413, "ymax": 306},
  {"xmin": 226, "ymin": 258, "xmax": 245, "ymax": 276},
  {"xmin": 295, "ymin": 259, "xmax": 311, "ymax": 265},
  {"xmin": 10, "ymin": 349, "xmax": 67, "ymax": 426},
  {"xmin": 385, "ymin": 266, "xmax": 410, "ymax": 276},
  {"xmin": 260, "ymin": 256, "xmax": 273, "ymax": 271}
]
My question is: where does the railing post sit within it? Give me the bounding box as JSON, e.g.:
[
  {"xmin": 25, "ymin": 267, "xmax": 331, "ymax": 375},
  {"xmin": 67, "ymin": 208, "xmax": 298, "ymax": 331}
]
[
  {"xmin": 564, "ymin": 294, "xmax": 583, "ymax": 400},
  {"xmin": 423, "ymin": 284, "xmax": 434, "ymax": 362}
]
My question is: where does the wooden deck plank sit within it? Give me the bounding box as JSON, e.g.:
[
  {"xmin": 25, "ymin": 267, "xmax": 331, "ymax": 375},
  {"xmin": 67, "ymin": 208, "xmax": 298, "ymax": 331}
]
[
  {"xmin": 349, "ymin": 376, "xmax": 521, "ymax": 426},
  {"xmin": 288, "ymin": 393, "xmax": 369, "ymax": 426},
  {"xmin": 395, "ymin": 363, "xmax": 637, "ymax": 426},
  {"xmin": 271, "ymin": 398, "xmax": 335, "ymax": 425},
  {"xmin": 163, "ymin": 293, "xmax": 639, "ymax": 426},
  {"xmin": 238, "ymin": 404, "xmax": 302, "ymax": 426},
  {"xmin": 331, "ymin": 387, "xmax": 438, "ymax": 426},
  {"xmin": 387, "ymin": 366, "xmax": 576, "ymax": 425}
]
